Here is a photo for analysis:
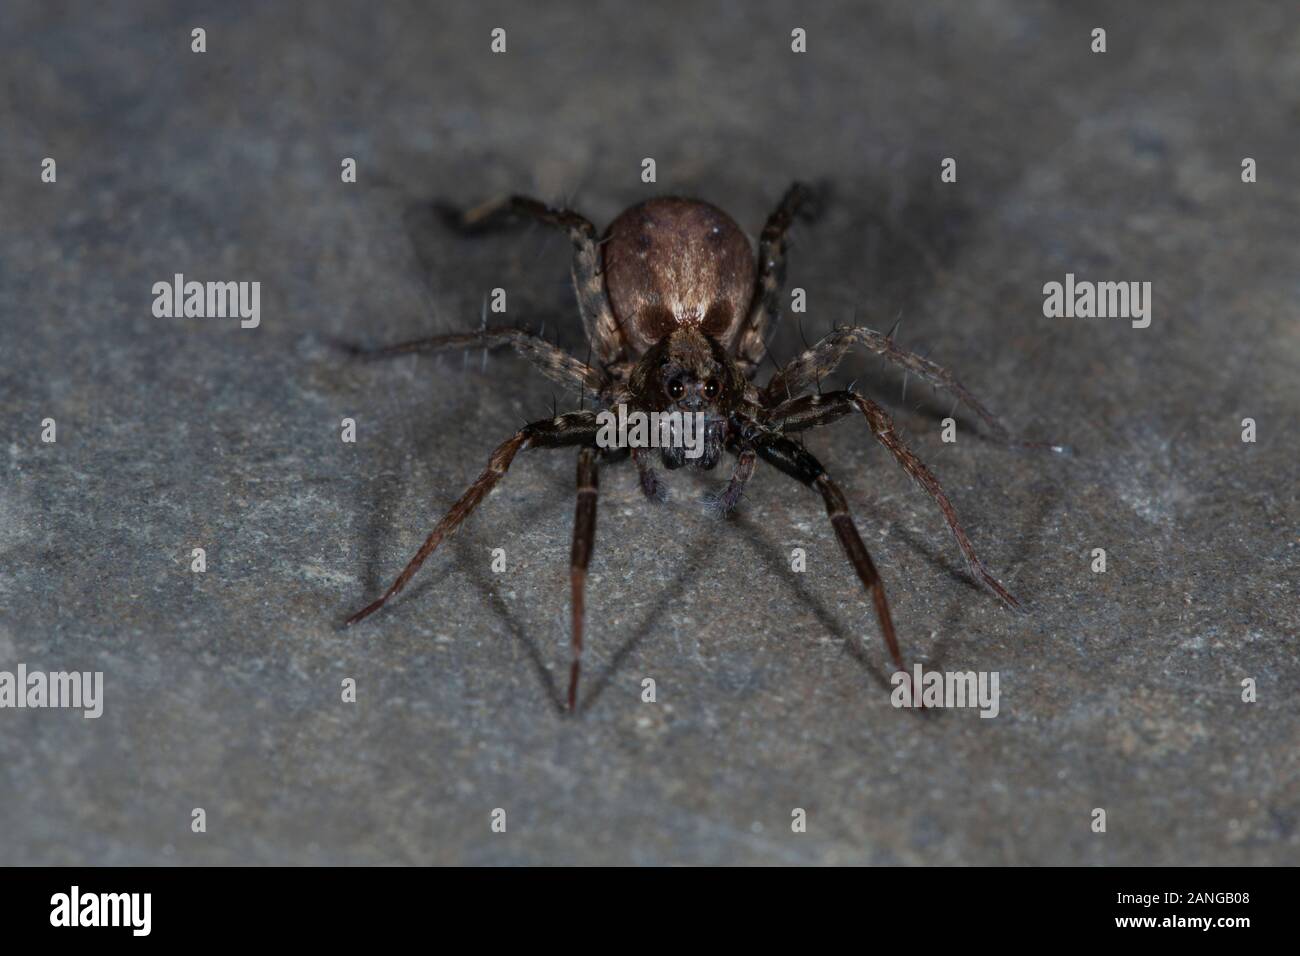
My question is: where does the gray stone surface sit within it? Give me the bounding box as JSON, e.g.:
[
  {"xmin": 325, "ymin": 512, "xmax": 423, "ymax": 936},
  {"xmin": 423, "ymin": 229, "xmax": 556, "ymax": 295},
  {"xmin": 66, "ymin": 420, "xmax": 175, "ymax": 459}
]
[{"xmin": 1, "ymin": 1, "xmax": 1296, "ymax": 865}]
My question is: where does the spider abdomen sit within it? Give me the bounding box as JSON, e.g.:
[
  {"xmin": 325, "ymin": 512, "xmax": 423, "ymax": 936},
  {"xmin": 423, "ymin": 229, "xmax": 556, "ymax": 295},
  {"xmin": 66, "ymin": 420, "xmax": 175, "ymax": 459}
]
[{"xmin": 601, "ymin": 197, "xmax": 755, "ymax": 356}]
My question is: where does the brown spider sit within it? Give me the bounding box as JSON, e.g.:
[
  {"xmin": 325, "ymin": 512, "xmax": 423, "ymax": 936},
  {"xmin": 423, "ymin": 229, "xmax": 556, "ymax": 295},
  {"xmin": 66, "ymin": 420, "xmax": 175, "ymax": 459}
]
[{"xmin": 344, "ymin": 184, "xmax": 1039, "ymax": 712}]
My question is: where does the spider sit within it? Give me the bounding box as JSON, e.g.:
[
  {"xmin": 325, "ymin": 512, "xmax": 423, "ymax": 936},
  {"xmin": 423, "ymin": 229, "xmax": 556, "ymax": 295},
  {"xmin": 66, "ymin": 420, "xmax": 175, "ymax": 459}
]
[{"xmin": 343, "ymin": 183, "xmax": 1044, "ymax": 712}]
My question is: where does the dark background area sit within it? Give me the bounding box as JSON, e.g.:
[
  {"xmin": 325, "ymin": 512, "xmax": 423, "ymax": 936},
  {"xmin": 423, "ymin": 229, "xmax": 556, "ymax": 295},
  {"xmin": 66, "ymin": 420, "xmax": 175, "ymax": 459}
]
[{"xmin": 0, "ymin": 0, "xmax": 1296, "ymax": 864}]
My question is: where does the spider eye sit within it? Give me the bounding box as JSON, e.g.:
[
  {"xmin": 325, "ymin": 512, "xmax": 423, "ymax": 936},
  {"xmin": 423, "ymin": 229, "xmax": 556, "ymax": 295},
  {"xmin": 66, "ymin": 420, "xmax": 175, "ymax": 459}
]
[
  {"xmin": 666, "ymin": 378, "xmax": 686, "ymax": 399},
  {"xmin": 703, "ymin": 379, "xmax": 719, "ymax": 399}
]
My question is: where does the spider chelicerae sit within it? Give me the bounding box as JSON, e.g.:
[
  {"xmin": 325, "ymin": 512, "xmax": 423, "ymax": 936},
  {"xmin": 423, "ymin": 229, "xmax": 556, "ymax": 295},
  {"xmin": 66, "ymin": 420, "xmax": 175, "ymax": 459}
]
[{"xmin": 343, "ymin": 183, "xmax": 1049, "ymax": 712}]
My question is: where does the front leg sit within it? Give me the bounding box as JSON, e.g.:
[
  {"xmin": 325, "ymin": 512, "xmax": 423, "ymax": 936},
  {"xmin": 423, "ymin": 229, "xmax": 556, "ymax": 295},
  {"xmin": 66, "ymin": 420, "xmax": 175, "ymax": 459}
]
[
  {"xmin": 702, "ymin": 447, "xmax": 756, "ymax": 517},
  {"xmin": 631, "ymin": 447, "xmax": 669, "ymax": 503},
  {"xmin": 733, "ymin": 415, "xmax": 906, "ymax": 674},
  {"xmin": 345, "ymin": 411, "xmax": 601, "ymax": 626},
  {"xmin": 765, "ymin": 390, "xmax": 1021, "ymax": 608},
  {"xmin": 764, "ymin": 325, "xmax": 1033, "ymax": 445},
  {"xmin": 568, "ymin": 447, "xmax": 600, "ymax": 712}
]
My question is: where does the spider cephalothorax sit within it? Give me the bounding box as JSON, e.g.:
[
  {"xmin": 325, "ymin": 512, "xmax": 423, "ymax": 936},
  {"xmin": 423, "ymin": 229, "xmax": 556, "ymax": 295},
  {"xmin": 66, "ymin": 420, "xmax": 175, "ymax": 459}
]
[
  {"xmin": 625, "ymin": 327, "xmax": 746, "ymax": 471},
  {"xmin": 343, "ymin": 184, "xmax": 1046, "ymax": 713}
]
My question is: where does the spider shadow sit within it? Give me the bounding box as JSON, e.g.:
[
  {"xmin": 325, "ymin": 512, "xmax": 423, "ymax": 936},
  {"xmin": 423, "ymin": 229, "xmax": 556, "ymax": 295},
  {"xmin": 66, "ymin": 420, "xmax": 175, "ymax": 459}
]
[
  {"xmin": 347, "ymin": 451, "xmax": 578, "ymax": 714},
  {"xmin": 860, "ymin": 376, "xmax": 980, "ymax": 442},
  {"xmin": 855, "ymin": 166, "xmax": 981, "ymax": 319},
  {"xmin": 579, "ymin": 530, "xmax": 715, "ymax": 712},
  {"xmin": 402, "ymin": 195, "xmax": 585, "ymax": 341},
  {"xmin": 891, "ymin": 469, "xmax": 1065, "ymax": 673},
  {"xmin": 721, "ymin": 505, "xmax": 971, "ymax": 722},
  {"xmin": 724, "ymin": 508, "xmax": 900, "ymax": 698},
  {"xmin": 343, "ymin": 391, "xmax": 570, "ymax": 600},
  {"xmin": 769, "ymin": 163, "xmax": 1045, "ymax": 442},
  {"xmin": 795, "ymin": 425, "xmax": 992, "ymax": 608},
  {"xmin": 401, "ymin": 200, "xmax": 454, "ymax": 304},
  {"xmin": 335, "ymin": 372, "xmax": 448, "ymax": 602},
  {"xmin": 885, "ymin": 521, "xmax": 982, "ymax": 606},
  {"xmin": 353, "ymin": 459, "xmax": 718, "ymax": 715},
  {"xmin": 341, "ymin": 187, "xmax": 597, "ymax": 602},
  {"xmin": 349, "ymin": 398, "xmax": 498, "ymax": 597},
  {"xmin": 366, "ymin": 422, "xmax": 573, "ymax": 597},
  {"xmin": 799, "ymin": 396, "xmax": 1067, "ymax": 610},
  {"xmin": 445, "ymin": 544, "xmax": 568, "ymax": 713}
]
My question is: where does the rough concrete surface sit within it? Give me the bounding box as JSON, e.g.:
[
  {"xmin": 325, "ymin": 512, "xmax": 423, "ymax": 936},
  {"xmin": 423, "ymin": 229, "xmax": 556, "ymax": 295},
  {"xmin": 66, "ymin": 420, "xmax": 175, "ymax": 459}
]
[{"xmin": 0, "ymin": 1, "xmax": 1297, "ymax": 865}]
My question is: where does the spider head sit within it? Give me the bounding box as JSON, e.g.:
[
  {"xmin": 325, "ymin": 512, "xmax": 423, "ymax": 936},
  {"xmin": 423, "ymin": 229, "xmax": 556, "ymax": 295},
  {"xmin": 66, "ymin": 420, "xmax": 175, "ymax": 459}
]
[{"xmin": 628, "ymin": 327, "xmax": 744, "ymax": 471}]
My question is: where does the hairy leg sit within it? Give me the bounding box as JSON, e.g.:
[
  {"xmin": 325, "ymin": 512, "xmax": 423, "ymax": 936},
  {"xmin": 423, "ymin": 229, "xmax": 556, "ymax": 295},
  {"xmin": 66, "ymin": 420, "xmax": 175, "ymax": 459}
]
[
  {"xmin": 631, "ymin": 447, "xmax": 668, "ymax": 503},
  {"xmin": 344, "ymin": 411, "xmax": 601, "ymax": 626},
  {"xmin": 337, "ymin": 325, "xmax": 606, "ymax": 393},
  {"xmin": 439, "ymin": 195, "xmax": 625, "ymax": 365},
  {"xmin": 568, "ymin": 447, "xmax": 600, "ymax": 712},
  {"xmin": 734, "ymin": 417, "xmax": 905, "ymax": 672},
  {"xmin": 765, "ymin": 390, "xmax": 1021, "ymax": 608},
  {"xmin": 761, "ymin": 390, "xmax": 854, "ymax": 432},
  {"xmin": 735, "ymin": 182, "xmax": 819, "ymax": 373},
  {"xmin": 703, "ymin": 447, "xmax": 756, "ymax": 516},
  {"xmin": 764, "ymin": 325, "xmax": 1024, "ymax": 444}
]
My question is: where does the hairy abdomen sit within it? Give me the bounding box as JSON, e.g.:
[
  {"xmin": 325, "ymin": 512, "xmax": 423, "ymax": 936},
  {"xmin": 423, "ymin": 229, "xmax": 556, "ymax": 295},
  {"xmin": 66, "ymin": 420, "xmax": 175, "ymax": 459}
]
[{"xmin": 602, "ymin": 198, "xmax": 755, "ymax": 358}]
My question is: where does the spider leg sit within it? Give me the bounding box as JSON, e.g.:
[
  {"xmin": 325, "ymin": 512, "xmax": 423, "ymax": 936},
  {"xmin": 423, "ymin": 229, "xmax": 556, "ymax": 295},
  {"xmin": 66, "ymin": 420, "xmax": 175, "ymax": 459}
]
[
  {"xmin": 631, "ymin": 447, "xmax": 669, "ymax": 503},
  {"xmin": 735, "ymin": 182, "xmax": 820, "ymax": 374},
  {"xmin": 761, "ymin": 390, "xmax": 855, "ymax": 431},
  {"xmin": 764, "ymin": 325, "xmax": 1033, "ymax": 445},
  {"xmin": 765, "ymin": 390, "xmax": 1021, "ymax": 609},
  {"xmin": 702, "ymin": 447, "xmax": 756, "ymax": 517},
  {"xmin": 438, "ymin": 195, "xmax": 625, "ymax": 365},
  {"xmin": 735, "ymin": 417, "xmax": 906, "ymax": 674},
  {"xmin": 337, "ymin": 326, "xmax": 605, "ymax": 393},
  {"xmin": 344, "ymin": 410, "xmax": 601, "ymax": 626},
  {"xmin": 568, "ymin": 447, "xmax": 600, "ymax": 712}
]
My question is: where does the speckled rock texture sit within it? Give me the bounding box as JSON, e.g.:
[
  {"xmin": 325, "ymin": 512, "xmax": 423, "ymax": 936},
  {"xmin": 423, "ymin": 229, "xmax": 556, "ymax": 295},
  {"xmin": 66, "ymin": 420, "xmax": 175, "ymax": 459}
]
[{"xmin": 0, "ymin": 0, "xmax": 1296, "ymax": 864}]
